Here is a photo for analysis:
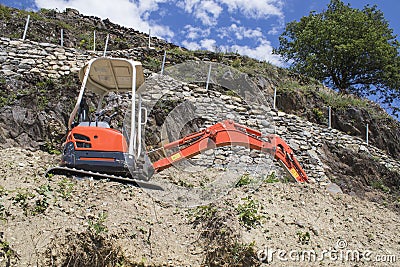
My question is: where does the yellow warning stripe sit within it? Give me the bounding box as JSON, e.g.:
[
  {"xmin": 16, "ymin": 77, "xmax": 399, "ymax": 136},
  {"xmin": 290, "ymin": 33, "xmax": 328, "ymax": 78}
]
[
  {"xmin": 289, "ymin": 168, "xmax": 300, "ymax": 179},
  {"xmin": 171, "ymin": 152, "xmax": 182, "ymax": 161}
]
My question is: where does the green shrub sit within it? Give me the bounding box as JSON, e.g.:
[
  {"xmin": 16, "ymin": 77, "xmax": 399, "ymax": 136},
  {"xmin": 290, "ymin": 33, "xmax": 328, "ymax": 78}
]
[
  {"xmin": 57, "ymin": 178, "xmax": 75, "ymax": 200},
  {"xmin": 235, "ymin": 173, "xmax": 253, "ymax": 187},
  {"xmin": 263, "ymin": 172, "xmax": 279, "ymax": 183},
  {"xmin": 236, "ymin": 197, "xmax": 263, "ymax": 229},
  {"xmin": 296, "ymin": 231, "xmax": 310, "ymax": 245},
  {"xmin": 88, "ymin": 212, "xmax": 108, "ymax": 235},
  {"xmin": 312, "ymin": 107, "xmax": 326, "ymax": 122}
]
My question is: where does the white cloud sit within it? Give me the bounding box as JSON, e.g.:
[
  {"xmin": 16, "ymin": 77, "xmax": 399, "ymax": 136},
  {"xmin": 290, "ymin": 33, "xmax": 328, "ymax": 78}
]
[
  {"xmin": 176, "ymin": 0, "xmax": 198, "ymax": 13},
  {"xmin": 182, "ymin": 37, "xmax": 283, "ymax": 66},
  {"xmin": 268, "ymin": 17, "xmax": 285, "ymax": 35},
  {"xmin": 182, "ymin": 38, "xmax": 218, "ymax": 52},
  {"xmin": 34, "ymin": 0, "xmax": 174, "ymax": 39},
  {"xmin": 222, "ymin": 39, "xmax": 283, "ymax": 66},
  {"xmin": 182, "ymin": 40, "xmax": 201, "ymax": 50},
  {"xmin": 200, "ymin": 39, "xmax": 217, "ymax": 51},
  {"xmin": 177, "ymin": 0, "xmax": 223, "ymax": 26},
  {"xmin": 177, "ymin": 0, "xmax": 283, "ymax": 20},
  {"xmin": 218, "ymin": 24, "xmax": 263, "ymax": 40},
  {"xmin": 183, "ymin": 25, "xmax": 211, "ymax": 39},
  {"xmin": 219, "ymin": 0, "xmax": 284, "ymax": 19}
]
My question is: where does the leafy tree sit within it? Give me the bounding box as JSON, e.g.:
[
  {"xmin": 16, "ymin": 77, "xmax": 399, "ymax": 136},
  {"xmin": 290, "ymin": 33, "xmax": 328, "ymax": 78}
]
[{"xmin": 274, "ymin": 0, "xmax": 400, "ymax": 115}]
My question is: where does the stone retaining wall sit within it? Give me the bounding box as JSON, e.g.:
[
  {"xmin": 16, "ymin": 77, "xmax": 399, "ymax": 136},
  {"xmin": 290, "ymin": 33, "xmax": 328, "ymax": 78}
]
[{"xmin": 0, "ymin": 37, "xmax": 147, "ymax": 78}]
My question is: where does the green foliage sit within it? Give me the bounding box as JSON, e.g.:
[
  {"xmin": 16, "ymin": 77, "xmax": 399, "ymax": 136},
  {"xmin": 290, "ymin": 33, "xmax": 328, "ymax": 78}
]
[
  {"xmin": 0, "ymin": 5, "xmax": 12, "ymax": 19},
  {"xmin": 167, "ymin": 47, "xmax": 194, "ymax": 58},
  {"xmin": 11, "ymin": 187, "xmax": 51, "ymax": 216},
  {"xmin": 0, "ymin": 186, "xmax": 6, "ymax": 198},
  {"xmin": 38, "ymin": 8, "xmax": 55, "ymax": 15},
  {"xmin": 225, "ymin": 90, "xmax": 239, "ymax": 97},
  {"xmin": 56, "ymin": 20, "xmax": 73, "ymax": 30},
  {"xmin": 0, "ymin": 238, "xmax": 19, "ymax": 265},
  {"xmin": 235, "ymin": 173, "xmax": 253, "ymax": 187},
  {"xmin": 36, "ymin": 78, "xmax": 55, "ymax": 90},
  {"xmin": 263, "ymin": 172, "xmax": 280, "ymax": 183},
  {"xmin": 370, "ymin": 180, "xmax": 391, "ymax": 193},
  {"xmin": 35, "ymin": 78, "xmax": 55, "ymax": 111},
  {"xmin": 190, "ymin": 204, "xmax": 218, "ymax": 223},
  {"xmin": 57, "ymin": 178, "xmax": 75, "ymax": 200},
  {"xmin": 312, "ymin": 107, "xmax": 326, "ymax": 123},
  {"xmin": 275, "ymin": 0, "xmax": 400, "ymax": 115},
  {"xmin": 33, "ymin": 198, "xmax": 49, "ymax": 214},
  {"xmin": 229, "ymin": 241, "xmax": 258, "ymax": 265},
  {"xmin": 231, "ymin": 58, "xmax": 241, "ymax": 68},
  {"xmin": 42, "ymin": 141, "xmax": 61, "ymax": 155},
  {"xmin": 12, "ymin": 190, "xmax": 34, "ymax": 207},
  {"xmin": 0, "ymin": 90, "xmax": 16, "ymax": 108},
  {"xmin": 88, "ymin": 212, "xmax": 108, "ymax": 235},
  {"xmin": 296, "ymin": 231, "xmax": 310, "ymax": 245},
  {"xmin": 36, "ymin": 184, "xmax": 52, "ymax": 196},
  {"xmin": 143, "ymin": 56, "xmax": 161, "ymax": 72},
  {"xmin": 279, "ymin": 78, "xmax": 393, "ymax": 120},
  {"xmin": 12, "ymin": 190, "xmax": 35, "ymax": 216},
  {"xmin": 190, "ymin": 204, "xmax": 259, "ymax": 266},
  {"xmin": 78, "ymin": 33, "xmax": 95, "ymax": 50},
  {"xmin": 317, "ymin": 90, "xmax": 369, "ymax": 110},
  {"xmin": 176, "ymin": 179, "xmax": 194, "ymax": 188},
  {"xmin": 0, "ymin": 202, "xmax": 8, "ymax": 221},
  {"xmin": 37, "ymin": 95, "xmax": 49, "ymax": 110},
  {"xmin": 236, "ymin": 197, "xmax": 263, "ymax": 229}
]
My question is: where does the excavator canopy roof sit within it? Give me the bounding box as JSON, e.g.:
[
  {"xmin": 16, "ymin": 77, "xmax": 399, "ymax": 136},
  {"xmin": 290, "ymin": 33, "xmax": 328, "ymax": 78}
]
[{"xmin": 78, "ymin": 57, "xmax": 145, "ymax": 95}]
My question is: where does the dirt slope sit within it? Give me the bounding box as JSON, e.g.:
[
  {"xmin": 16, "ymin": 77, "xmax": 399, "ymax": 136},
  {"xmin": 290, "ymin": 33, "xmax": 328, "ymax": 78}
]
[{"xmin": 0, "ymin": 147, "xmax": 399, "ymax": 266}]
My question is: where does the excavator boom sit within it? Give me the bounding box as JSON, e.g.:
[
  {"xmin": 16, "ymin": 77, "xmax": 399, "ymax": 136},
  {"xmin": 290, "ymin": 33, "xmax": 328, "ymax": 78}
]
[{"xmin": 152, "ymin": 120, "xmax": 308, "ymax": 183}]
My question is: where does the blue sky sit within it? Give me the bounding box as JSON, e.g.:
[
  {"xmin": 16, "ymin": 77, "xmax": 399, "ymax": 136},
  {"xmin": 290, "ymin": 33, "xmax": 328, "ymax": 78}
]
[{"xmin": 1, "ymin": 0, "xmax": 399, "ymax": 67}]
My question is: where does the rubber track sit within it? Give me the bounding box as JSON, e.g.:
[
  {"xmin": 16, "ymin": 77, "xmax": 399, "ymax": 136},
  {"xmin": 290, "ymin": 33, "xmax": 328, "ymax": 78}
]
[{"xmin": 45, "ymin": 166, "xmax": 163, "ymax": 190}]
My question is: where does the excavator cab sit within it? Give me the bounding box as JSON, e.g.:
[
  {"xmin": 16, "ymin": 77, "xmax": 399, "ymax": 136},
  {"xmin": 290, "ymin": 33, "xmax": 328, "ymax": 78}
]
[{"xmin": 48, "ymin": 57, "xmax": 149, "ymax": 179}]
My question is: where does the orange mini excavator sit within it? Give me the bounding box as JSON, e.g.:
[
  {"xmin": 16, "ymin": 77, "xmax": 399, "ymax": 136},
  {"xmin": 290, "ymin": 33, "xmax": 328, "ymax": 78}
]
[{"xmin": 46, "ymin": 57, "xmax": 309, "ymax": 187}]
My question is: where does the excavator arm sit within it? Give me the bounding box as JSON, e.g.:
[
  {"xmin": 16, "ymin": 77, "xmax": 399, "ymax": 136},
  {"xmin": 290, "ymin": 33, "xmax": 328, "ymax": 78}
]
[{"xmin": 152, "ymin": 120, "xmax": 309, "ymax": 183}]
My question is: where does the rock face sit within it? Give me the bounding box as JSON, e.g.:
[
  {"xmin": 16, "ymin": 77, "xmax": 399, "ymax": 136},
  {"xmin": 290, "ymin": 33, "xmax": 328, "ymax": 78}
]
[{"xmin": 277, "ymin": 89, "xmax": 400, "ymax": 160}]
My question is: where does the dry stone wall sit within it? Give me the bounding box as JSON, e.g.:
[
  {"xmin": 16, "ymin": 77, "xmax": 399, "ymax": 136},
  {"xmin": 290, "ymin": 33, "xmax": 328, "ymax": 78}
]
[{"xmin": 0, "ymin": 37, "xmax": 150, "ymax": 78}]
